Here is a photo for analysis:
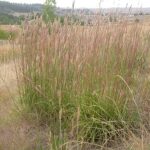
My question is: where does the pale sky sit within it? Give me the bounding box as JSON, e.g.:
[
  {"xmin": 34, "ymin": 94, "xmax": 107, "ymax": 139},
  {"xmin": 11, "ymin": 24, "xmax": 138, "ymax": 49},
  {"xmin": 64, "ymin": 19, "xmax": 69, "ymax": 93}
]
[{"xmin": 1, "ymin": 0, "xmax": 150, "ymax": 8}]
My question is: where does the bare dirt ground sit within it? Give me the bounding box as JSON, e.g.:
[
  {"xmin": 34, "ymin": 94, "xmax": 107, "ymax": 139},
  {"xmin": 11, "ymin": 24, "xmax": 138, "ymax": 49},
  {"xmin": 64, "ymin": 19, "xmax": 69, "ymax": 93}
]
[
  {"xmin": 0, "ymin": 61, "xmax": 30, "ymax": 150},
  {"xmin": 0, "ymin": 60, "xmax": 49, "ymax": 150}
]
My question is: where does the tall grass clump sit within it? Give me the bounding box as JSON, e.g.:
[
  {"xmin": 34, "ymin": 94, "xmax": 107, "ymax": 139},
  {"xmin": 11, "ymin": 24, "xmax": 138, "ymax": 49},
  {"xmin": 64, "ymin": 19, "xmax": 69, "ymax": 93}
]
[{"xmin": 19, "ymin": 19, "xmax": 150, "ymax": 145}]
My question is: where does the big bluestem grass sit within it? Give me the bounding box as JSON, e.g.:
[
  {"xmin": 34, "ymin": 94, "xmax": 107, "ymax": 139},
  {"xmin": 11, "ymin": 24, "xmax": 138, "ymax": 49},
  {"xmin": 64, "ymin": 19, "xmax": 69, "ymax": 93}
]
[{"xmin": 19, "ymin": 19, "xmax": 150, "ymax": 144}]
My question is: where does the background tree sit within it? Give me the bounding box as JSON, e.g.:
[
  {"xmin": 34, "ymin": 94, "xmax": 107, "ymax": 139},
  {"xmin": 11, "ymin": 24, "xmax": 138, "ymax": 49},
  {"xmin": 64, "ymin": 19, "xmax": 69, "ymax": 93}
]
[{"xmin": 43, "ymin": 0, "xmax": 56, "ymax": 23}]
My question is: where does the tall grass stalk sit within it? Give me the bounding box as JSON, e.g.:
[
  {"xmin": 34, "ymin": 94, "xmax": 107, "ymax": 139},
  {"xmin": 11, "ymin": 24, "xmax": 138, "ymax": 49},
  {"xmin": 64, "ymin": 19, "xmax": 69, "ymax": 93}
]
[{"xmin": 19, "ymin": 19, "xmax": 150, "ymax": 145}]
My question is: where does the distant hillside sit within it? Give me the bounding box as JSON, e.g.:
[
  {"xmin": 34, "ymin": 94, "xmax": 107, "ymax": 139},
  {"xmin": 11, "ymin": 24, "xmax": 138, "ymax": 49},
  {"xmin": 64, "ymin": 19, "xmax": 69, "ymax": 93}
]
[
  {"xmin": 0, "ymin": 13, "xmax": 22, "ymax": 24},
  {"xmin": 1, "ymin": 1, "xmax": 150, "ymax": 16},
  {"xmin": 0, "ymin": 1, "xmax": 43, "ymax": 24},
  {"xmin": 0, "ymin": 1, "xmax": 150, "ymax": 25},
  {"xmin": 0, "ymin": 1, "xmax": 43, "ymax": 14}
]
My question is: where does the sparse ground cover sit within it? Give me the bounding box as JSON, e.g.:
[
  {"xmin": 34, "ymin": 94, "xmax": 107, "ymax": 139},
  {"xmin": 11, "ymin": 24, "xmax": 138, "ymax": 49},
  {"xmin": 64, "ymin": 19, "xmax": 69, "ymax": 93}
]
[
  {"xmin": 0, "ymin": 28, "xmax": 10, "ymax": 40},
  {"xmin": 0, "ymin": 28, "xmax": 17, "ymax": 40},
  {"xmin": 0, "ymin": 20, "xmax": 150, "ymax": 150},
  {"xmin": 0, "ymin": 44, "xmax": 51, "ymax": 150},
  {"xmin": 0, "ymin": 43, "xmax": 20, "ymax": 63},
  {"xmin": 0, "ymin": 26, "xmax": 20, "ymax": 63}
]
